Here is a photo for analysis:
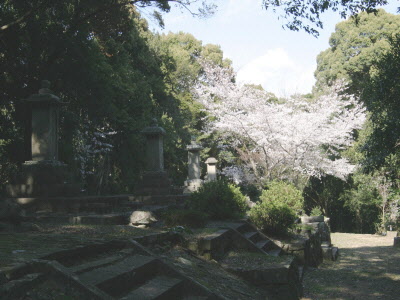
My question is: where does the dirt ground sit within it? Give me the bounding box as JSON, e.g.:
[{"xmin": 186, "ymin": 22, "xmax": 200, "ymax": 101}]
[{"xmin": 302, "ymin": 231, "xmax": 400, "ymax": 300}]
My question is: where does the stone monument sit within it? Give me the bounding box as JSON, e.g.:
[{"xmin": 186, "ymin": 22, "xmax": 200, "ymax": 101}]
[
  {"xmin": 205, "ymin": 157, "xmax": 218, "ymax": 181},
  {"xmin": 6, "ymin": 80, "xmax": 79, "ymax": 197},
  {"xmin": 139, "ymin": 118, "xmax": 171, "ymax": 195},
  {"xmin": 183, "ymin": 138, "xmax": 203, "ymax": 193}
]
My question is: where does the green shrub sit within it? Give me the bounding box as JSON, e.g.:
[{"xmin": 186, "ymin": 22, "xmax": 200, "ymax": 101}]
[
  {"xmin": 163, "ymin": 209, "xmax": 208, "ymax": 228},
  {"xmin": 239, "ymin": 183, "xmax": 262, "ymax": 202},
  {"xmin": 310, "ymin": 206, "xmax": 323, "ymax": 216},
  {"xmin": 188, "ymin": 180, "xmax": 248, "ymax": 219},
  {"xmin": 261, "ymin": 181, "xmax": 304, "ymax": 212},
  {"xmin": 249, "ymin": 200, "xmax": 297, "ymax": 236}
]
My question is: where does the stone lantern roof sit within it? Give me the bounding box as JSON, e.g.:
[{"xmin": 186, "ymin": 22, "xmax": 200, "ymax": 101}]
[
  {"xmin": 25, "ymin": 80, "xmax": 64, "ymax": 105},
  {"xmin": 186, "ymin": 138, "xmax": 203, "ymax": 152},
  {"xmin": 205, "ymin": 157, "xmax": 218, "ymax": 165},
  {"xmin": 141, "ymin": 118, "xmax": 166, "ymax": 136}
]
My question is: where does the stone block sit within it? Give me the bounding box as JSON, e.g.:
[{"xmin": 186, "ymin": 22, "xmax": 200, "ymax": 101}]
[
  {"xmin": 394, "ymin": 237, "xmax": 400, "ymax": 247},
  {"xmin": 301, "ymin": 215, "xmax": 324, "ymax": 223}
]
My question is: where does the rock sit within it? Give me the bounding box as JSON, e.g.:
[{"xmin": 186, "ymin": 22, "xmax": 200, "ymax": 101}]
[
  {"xmin": 129, "ymin": 210, "xmax": 158, "ymax": 225},
  {"xmin": 394, "ymin": 237, "xmax": 400, "ymax": 248}
]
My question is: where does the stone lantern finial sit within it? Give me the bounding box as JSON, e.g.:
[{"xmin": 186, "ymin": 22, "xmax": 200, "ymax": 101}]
[
  {"xmin": 39, "ymin": 80, "xmax": 52, "ymax": 94},
  {"xmin": 150, "ymin": 118, "xmax": 158, "ymax": 127}
]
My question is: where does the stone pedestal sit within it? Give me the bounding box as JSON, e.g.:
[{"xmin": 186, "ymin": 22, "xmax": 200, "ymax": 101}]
[
  {"xmin": 205, "ymin": 157, "xmax": 218, "ymax": 181},
  {"xmin": 6, "ymin": 80, "xmax": 80, "ymax": 197},
  {"xmin": 139, "ymin": 119, "xmax": 171, "ymax": 195},
  {"xmin": 184, "ymin": 140, "xmax": 203, "ymax": 194}
]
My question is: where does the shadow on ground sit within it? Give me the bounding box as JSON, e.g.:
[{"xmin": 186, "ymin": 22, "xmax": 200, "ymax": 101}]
[{"xmin": 302, "ymin": 234, "xmax": 400, "ymax": 300}]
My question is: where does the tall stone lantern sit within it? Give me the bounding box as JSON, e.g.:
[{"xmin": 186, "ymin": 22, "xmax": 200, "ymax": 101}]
[
  {"xmin": 183, "ymin": 138, "xmax": 203, "ymax": 193},
  {"xmin": 6, "ymin": 80, "xmax": 79, "ymax": 197},
  {"xmin": 139, "ymin": 118, "xmax": 171, "ymax": 195},
  {"xmin": 28, "ymin": 80, "xmax": 63, "ymax": 162}
]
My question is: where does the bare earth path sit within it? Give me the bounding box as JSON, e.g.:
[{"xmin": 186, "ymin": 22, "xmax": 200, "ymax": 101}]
[{"xmin": 301, "ymin": 231, "xmax": 400, "ymax": 300}]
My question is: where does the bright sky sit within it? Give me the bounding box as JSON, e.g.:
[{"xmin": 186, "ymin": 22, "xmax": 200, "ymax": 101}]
[{"xmin": 147, "ymin": 0, "xmax": 399, "ymax": 96}]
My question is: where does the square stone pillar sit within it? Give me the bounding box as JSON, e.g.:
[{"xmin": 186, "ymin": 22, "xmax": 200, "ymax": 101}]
[
  {"xmin": 138, "ymin": 118, "xmax": 171, "ymax": 195},
  {"xmin": 205, "ymin": 157, "xmax": 218, "ymax": 181},
  {"xmin": 184, "ymin": 139, "xmax": 203, "ymax": 194}
]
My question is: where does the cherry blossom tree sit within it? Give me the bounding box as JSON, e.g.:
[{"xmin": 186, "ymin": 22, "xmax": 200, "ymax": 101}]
[{"xmin": 193, "ymin": 61, "xmax": 366, "ymax": 185}]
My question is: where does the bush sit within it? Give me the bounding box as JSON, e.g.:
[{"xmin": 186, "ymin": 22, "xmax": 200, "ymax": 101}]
[
  {"xmin": 163, "ymin": 209, "xmax": 208, "ymax": 228},
  {"xmin": 261, "ymin": 181, "xmax": 304, "ymax": 212},
  {"xmin": 239, "ymin": 183, "xmax": 262, "ymax": 202},
  {"xmin": 188, "ymin": 180, "xmax": 248, "ymax": 219},
  {"xmin": 249, "ymin": 200, "xmax": 297, "ymax": 236}
]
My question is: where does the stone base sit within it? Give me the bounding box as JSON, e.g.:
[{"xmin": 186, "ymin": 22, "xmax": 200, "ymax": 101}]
[
  {"xmin": 7, "ymin": 160, "xmax": 80, "ymax": 197},
  {"xmin": 19, "ymin": 160, "xmax": 68, "ymax": 183},
  {"xmin": 6, "ymin": 183, "xmax": 81, "ymax": 198},
  {"xmin": 137, "ymin": 171, "xmax": 172, "ymax": 195},
  {"xmin": 183, "ymin": 179, "xmax": 203, "ymax": 194}
]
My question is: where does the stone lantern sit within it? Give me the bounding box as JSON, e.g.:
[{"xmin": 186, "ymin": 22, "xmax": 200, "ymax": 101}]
[
  {"xmin": 183, "ymin": 138, "xmax": 203, "ymax": 193},
  {"xmin": 139, "ymin": 118, "xmax": 171, "ymax": 195},
  {"xmin": 28, "ymin": 80, "xmax": 64, "ymax": 162},
  {"xmin": 141, "ymin": 118, "xmax": 166, "ymax": 172},
  {"xmin": 6, "ymin": 80, "xmax": 79, "ymax": 197},
  {"xmin": 205, "ymin": 157, "xmax": 218, "ymax": 181}
]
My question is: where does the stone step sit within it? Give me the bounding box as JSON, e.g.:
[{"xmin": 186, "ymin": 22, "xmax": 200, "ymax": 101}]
[
  {"xmin": 243, "ymin": 231, "xmax": 260, "ymax": 243},
  {"xmin": 83, "ymin": 202, "xmax": 113, "ymax": 214},
  {"xmin": 71, "ymin": 248, "xmax": 135, "ymax": 274},
  {"xmin": 70, "ymin": 213, "xmax": 128, "ymax": 225},
  {"xmin": 79, "ymin": 254, "xmax": 157, "ymax": 294},
  {"xmin": 231, "ymin": 222, "xmax": 254, "ymax": 234},
  {"xmin": 256, "ymin": 239, "xmax": 275, "ymax": 251},
  {"xmin": 120, "ymin": 275, "xmax": 183, "ymax": 300},
  {"xmin": 267, "ymin": 249, "xmax": 282, "ymax": 257}
]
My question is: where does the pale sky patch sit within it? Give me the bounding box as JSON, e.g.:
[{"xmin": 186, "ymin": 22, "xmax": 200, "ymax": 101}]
[
  {"xmin": 237, "ymin": 48, "xmax": 316, "ymax": 96},
  {"xmin": 150, "ymin": 0, "xmax": 399, "ymax": 96}
]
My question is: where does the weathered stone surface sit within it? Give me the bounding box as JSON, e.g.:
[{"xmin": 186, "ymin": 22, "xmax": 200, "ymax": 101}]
[
  {"xmin": 282, "ymin": 234, "xmax": 323, "ymax": 267},
  {"xmin": 184, "ymin": 139, "xmax": 204, "ymax": 193},
  {"xmin": 1, "ymin": 240, "xmax": 221, "ymax": 300},
  {"xmin": 129, "ymin": 210, "xmax": 158, "ymax": 225},
  {"xmin": 205, "ymin": 157, "xmax": 218, "ymax": 181},
  {"xmin": 141, "ymin": 118, "xmax": 166, "ymax": 172},
  {"xmin": 394, "ymin": 237, "xmax": 400, "ymax": 247},
  {"xmin": 187, "ymin": 140, "xmax": 203, "ymax": 181}
]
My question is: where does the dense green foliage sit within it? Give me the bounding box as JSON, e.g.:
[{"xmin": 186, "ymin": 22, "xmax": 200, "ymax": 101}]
[
  {"xmin": 358, "ymin": 35, "xmax": 400, "ymax": 171},
  {"xmin": 341, "ymin": 173, "xmax": 381, "ymax": 233},
  {"xmin": 310, "ymin": 207, "xmax": 323, "ymax": 216},
  {"xmin": 315, "ymin": 9, "xmax": 400, "ymax": 93},
  {"xmin": 188, "ymin": 180, "xmax": 248, "ymax": 220},
  {"xmin": 0, "ymin": 1, "xmax": 229, "ymax": 194},
  {"xmin": 263, "ymin": 0, "xmax": 397, "ymax": 36},
  {"xmin": 249, "ymin": 199, "xmax": 297, "ymax": 236},
  {"xmin": 261, "ymin": 181, "xmax": 304, "ymax": 212},
  {"xmin": 162, "ymin": 209, "xmax": 208, "ymax": 228},
  {"xmin": 249, "ymin": 181, "xmax": 299, "ymax": 235},
  {"xmin": 303, "ymin": 175, "xmax": 353, "ymax": 232},
  {"xmin": 312, "ymin": 10, "xmax": 400, "ymax": 234}
]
